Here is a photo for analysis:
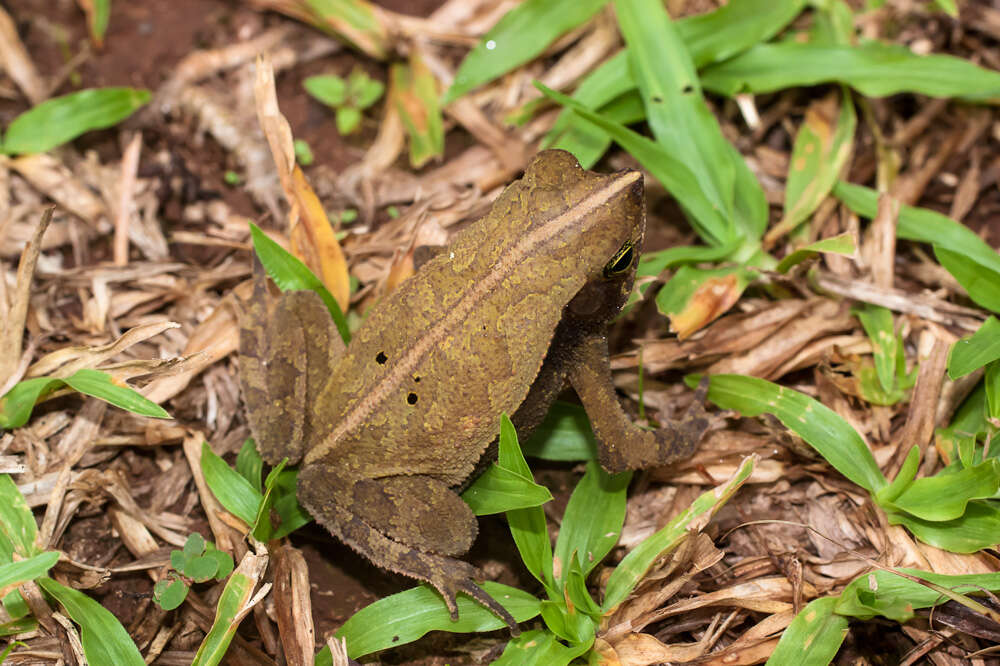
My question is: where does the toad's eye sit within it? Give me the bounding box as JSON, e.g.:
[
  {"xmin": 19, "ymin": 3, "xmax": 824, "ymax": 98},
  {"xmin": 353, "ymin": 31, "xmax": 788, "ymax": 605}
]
[{"xmin": 603, "ymin": 241, "xmax": 635, "ymax": 278}]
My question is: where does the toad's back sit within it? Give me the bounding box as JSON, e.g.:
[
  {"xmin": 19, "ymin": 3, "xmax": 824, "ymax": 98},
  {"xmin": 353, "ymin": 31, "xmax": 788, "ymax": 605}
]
[{"xmin": 304, "ymin": 151, "xmax": 643, "ymax": 485}]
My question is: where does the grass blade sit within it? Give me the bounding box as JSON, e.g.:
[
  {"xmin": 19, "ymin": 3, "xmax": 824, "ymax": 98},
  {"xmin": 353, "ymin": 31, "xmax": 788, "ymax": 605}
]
[
  {"xmin": 2, "ymin": 87, "xmax": 150, "ymax": 155},
  {"xmin": 336, "ymin": 582, "xmax": 541, "ymax": 658},
  {"xmin": 0, "ymin": 552, "xmax": 59, "ymax": 590},
  {"xmin": 444, "ymin": 0, "xmax": 609, "ymax": 103},
  {"xmin": 391, "ymin": 54, "xmax": 444, "ymax": 167},
  {"xmin": 702, "ymin": 42, "xmax": 1000, "ymax": 101},
  {"xmin": 949, "ymin": 317, "xmax": 1000, "ymax": 379},
  {"xmin": 38, "ymin": 577, "xmax": 144, "ymax": 666},
  {"xmin": 62, "ymin": 369, "xmax": 169, "ymax": 419},
  {"xmin": 698, "ymin": 375, "xmax": 886, "ymax": 493},
  {"xmin": 766, "ymin": 597, "xmax": 848, "ymax": 666},
  {"xmin": 0, "ymin": 475, "xmax": 39, "ymax": 559},
  {"xmin": 201, "ymin": 442, "xmax": 262, "ymax": 526}
]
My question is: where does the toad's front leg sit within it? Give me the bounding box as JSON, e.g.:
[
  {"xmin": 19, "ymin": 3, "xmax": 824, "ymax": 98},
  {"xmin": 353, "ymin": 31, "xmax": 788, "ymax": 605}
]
[
  {"xmin": 568, "ymin": 333, "xmax": 710, "ymax": 474},
  {"xmin": 297, "ymin": 465, "xmax": 519, "ymax": 633}
]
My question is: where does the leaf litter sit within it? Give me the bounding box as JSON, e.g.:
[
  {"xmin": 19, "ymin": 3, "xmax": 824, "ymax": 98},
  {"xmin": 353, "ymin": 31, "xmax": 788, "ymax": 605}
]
[{"xmin": 0, "ymin": 0, "xmax": 999, "ymax": 664}]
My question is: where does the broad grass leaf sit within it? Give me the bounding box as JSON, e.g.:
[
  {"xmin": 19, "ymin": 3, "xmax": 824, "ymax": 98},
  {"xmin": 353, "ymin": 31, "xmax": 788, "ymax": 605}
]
[
  {"xmin": 768, "ymin": 89, "xmax": 856, "ymax": 244},
  {"xmin": 0, "ymin": 475, "xmax": 40, "ymax": 559},
  {"xmin": 302, "ymin": 0, "xmax": 389, "ymax": 60},
  {"xmin": 190, "ymin": 570, "xmax": 260, "ymax": 666},
  {"xmin": 62, "ymin": 369, "xmax": 169, "ymax": 419},
  {"xmin": 200, "ymin": 442, "xmax": 262, "ymax": 526},
  {"xmin": 698, "ymin": 375, "xmax": 886, "ymax": 492},
  {"xmin": 935, "ymin": 246, "xmax": 1000, "ymax": 313},
  {"xmin": 835, "ymin": 568, "xmax": 1000, "ymax": 621},
  {"xmin": 391, "ymin": 54, "xmax": 444, "ymax": 167},
  {"xmin": 948, "ymin": 318, "xmax": 1000, "ymax": 380},
  {"xmin": 335, "ymin": 581, "xmax": 542, "ymax": 658},
  {"xmin": 774, "ymin": 233, "xmax": 855, "ymax": 273},
  {"xmin": 521, "ymin": 402, "xmax": 598, "ymax": 461},
  {"xmin": 887, "ymin": 459, "xmax": 1000, "ymax": 521},
  {"xmin": 443, "ymin": 0, "xmax": 608, "ymax": 103},
  {"xmin": 38, "ymin": 577, "xmax": 144, "ymax": 666},
  {"xmin": 603, "ymin": 456, "xmax": 754, "ymax": 612},
  {"xmin": 701, "ymin": 42, "xmax": 1000, "ymax": 101},
  {"xmin": 766, "ymin": 597, "xmax": 848, "ymax": 666},
  {"xmin": 461, "ymin": 465, "xmax": 553, "ymax": 515},
  {"xmin": 0, "ymin": 552, "xmax": 58, "ymax": 590},
  {"xmin": 553, "ymin": 461, "xmax": 630, "ymax": 581},
  {"xmin": 493, "ymin": 628, "xmax": 592, "ymax": 666},
  {"xmin": 854, "ymin": 305, "xmax": 898, "ymax": 396},
  {"xmin": 886, "ymin": 501, "xmax": 1000, "ymax": 553},
  {"xmin": 1, "ymin": 87, "xmax": 150, "ymax": 154},
  {"xmin": 249, "ymin": 222, "xmax": 350, "ymax": 343},
  {"xmin": 657, "ymin": 265, "xmax": 757, "ymax": 338}
]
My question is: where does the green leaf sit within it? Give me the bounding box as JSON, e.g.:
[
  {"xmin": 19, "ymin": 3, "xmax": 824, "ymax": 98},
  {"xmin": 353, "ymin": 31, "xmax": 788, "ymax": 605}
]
[
  {"xmin": 444, "ymin": 0, "xmax": 609, "ymax": 103},
  {"xmin": 698, "ymin": 375, "xmax": 887, "ymax": 492},
  {"xmin": 183, "ymin": 532, "xmax": 205, "ymax": 558},
  {"xmin": 493, "ymin": 628, "xmax": 592, "ymax": 666},
  {"xmin": 886, "ymin": 459, "xmax": 1000, "ymax": 521},
  {"xmin": 521, "ymin": 402, "xmax": 598, "ymax": 461},
  {"xmin": 190, "ymin": 571, "xmax": 257, "ymax": 665},
  {"xmin": 335, "ymin": 106, "xmax": 362, "ymax": 135},
  {"xmin": 854, "ymin": 304, "xmax": 898, "ymax": 396},
  {"xmin": 766, "ymin": 597, "xmax": 848, "ymax": 666},
  {"xmin": 876, "ymin": 445, "xmax": 919, "ymax": 505},
  {"xmin": 461, "ymin": 464, "xmax": 553, "ymax": 515},
  {"xmin": 0, "ymin": 368, "xmax": 168, "ymax": 431},
  {"xmin": 153, "ymin": 577, "xmax": 189, "ymax": 611},
  {"xmin": 0, "ymin": 475, "xmax": 40, "ymax": 560},
  {"xmin": 770, "ymin": 89, "xmax": 856, "ymax": 241},
  {"xmin": 235, "ymin": 439, "xmax": 263, "ymax": 493},
  {"xmin": 253, "ymin": 463, "xmax": 312, "ymax": 541},
  {"xmin": 935, "ymin": 246, "xmax": 1000, "ymax": 313},
  {"xmin": 1, "ymin": 87, "xmax": 150, "ymax": 155},
  {"xmin": 834, "ymin": 182, "xmax": 1000, "ymax": 313},
  {"xmin": 249, "ymin": 222, "xmax": 350, "ymax": 344},
  {"xmin": 553, "ymin": 461, "xmax": 630, "ymax": 582},
  {"xmin": 885, "ymin": 500, "xmax": 1000, "ymax": 553},
  {"xmin": 701, "ymin": 42, "xmax": 1000, "ymax": 102},
  {"xmin": 836, "ymin": 568, "xmax": 1000, "ymax": 621},
  {"xmin": 0, "ymin": 552, "xmax": 59, "ymax": 590},
  {"xmin": 656, "ymin": 265, "xmax": 757, "ymax": 333},
  {"xmin": 774, "ymin": 233, "xmax": 855, "ymax": 273},
  {"xmin": 185, "ymin": 555, "xmax": 220, "ymax": 583},
  {"xmin": 38, "ymin": 577, "xmax": 144, "ymax": 666},
  {"xmin": 205, "ymin": 546, "xmax": 234, "ymax": 580},
  {"xmin": 303, "ymin": 0, "xmax": 388, "ymax": 60},
  {"xmin": 304, "ymin": 74, "xmax": 348, "ymax": 107},
  {"xmin": 200, "ymin": 442, "xmax": 262, "ymax": 526},
  {"xmin": 391, "ymin": 55, "xmax": 443, "ymax": 168},
  {"xmin": 496, "ymin": 416, "xmax": 555, "ymax": 590},
  {"xmin": 335, "ymin": 582, "xmax": 542, "ymax": 659},
  {"xmin": 603, "ymin": 456, "xmax": 755, "ymax": 612},
  {"xmin": 351, "ymin": 73, "xmax": 384, "ymax": 109}
]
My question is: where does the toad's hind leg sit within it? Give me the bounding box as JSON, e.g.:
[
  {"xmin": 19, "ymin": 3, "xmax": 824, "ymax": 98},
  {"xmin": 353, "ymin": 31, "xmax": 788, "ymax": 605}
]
[
  {"xmin": 297, "ymin": 465, "xmax": 519, "ymax": 633},
  {"xmin": 237, "ymin": 262, "xmax": 345, "ymax": 464}
]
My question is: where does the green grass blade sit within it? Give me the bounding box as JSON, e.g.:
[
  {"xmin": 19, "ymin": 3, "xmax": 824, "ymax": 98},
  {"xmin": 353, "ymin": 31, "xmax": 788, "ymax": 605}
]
[
  {"xmin": 537, "ymin": 84, "xmax": 731, "ymax": 245},
  {"xmin": 248, "ymin": 223, "xmax": 350, "ymax": 343},
  {"xmin": 774, "ymin": 233, "xmax": 855, "ymax": 273},
  {"xmin": 679, "ymin": 0, "xmax": 806, "ymax": 67},
  {"xmin": 37, "ymin": 577, "xmax": 144, "ymax": 666},
  {"xmin": 391, "ymin": 55, "xmax": 444, "ymax": 167},
  {"xmin": 551, "ymin": 92, "xmax": 645, "ymax": 169},
  {"xmin": 1, "ymin": 87, "xmax": 150, "ymax": 155},
  {"xmin": 200, "ymin": 442, "xmax": 263, "ymax": 526},
  {"xmin": 766, "ymin": 597, "xmax": 848, "ymax": 666},
  {"xmin": 836, "ymin": 568, "xmax": 1000, "ymax": 621},
  {"xmin": 603, "ymin": 456, "xmax": 754, "ymax": 612},
  {"xmin": 771, "ymin": 89, "xmax": 856, "ymax": 241},
  {"xmin": 521, "ymin": 402, "xmax": 598, "ymax": 461},
  {"xmin": 0, "ymin": 377, "xmax": 64, "ymax": 430},
  {"xmin": 553, "ymin": 461, "xmax": 630, "ymax": 581},
  {"xmin": 493, "ymin": 628, "xmax": 591, "ymax": 666},
  {"xmin": 462, "ymin": 464, "xmax": 553, "ymax": 515},
  {"xmin": 854, "ymin": 304, "xmax": 898, "ymax": 396},
  {"xmin": 495, "ymin": 416, "xmax": 555, "ymax": 589},
  {"xmin": 887, "ymin": 459, "xmax": 1000, "ymax": 521},
  {"xmin": 935, "ymin": 246, "xmax": 1000, "ymax": 313},
  {"xmin": 444, "ymin": 0, "xmax": 609, "ymax": 103},
  {"xmin": 885, "ymin": 501, "xmax": 1000, "ymax": 553},
  {"xmin": 698, "ymin": 375, "xmax": 886, "ymax": 492},
  {"xmin": 948, "ymin": 317, "xmax": 1000, "ymax": 379},
  {"xmin": 0, "ymin": 552, "xmax": 59, "ymax": 590},
  {"xmin": 0, "ymin": 475, "xmax": 40, "ymax": 559},
  {"xmin": 336, "ymin": 582, "xmax": 541, "ymax": 658},
  {"xmin": 190, "ymin": 568, "xmax": 261, "ymax": 666},
  {"xmin": 63, "ymin": 369, "xmax": 169, "ymax": 419},
  {"xmin": 834, "ymin": 181, "xmax": 1000, "ymax": 311},
  {"xmin": 701, "ymin": 42, "xmax": 1000, "ymax": 101},
  {"xmin": 303, "ymin": 0, "xmax": 389, "ymax": 60}
]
